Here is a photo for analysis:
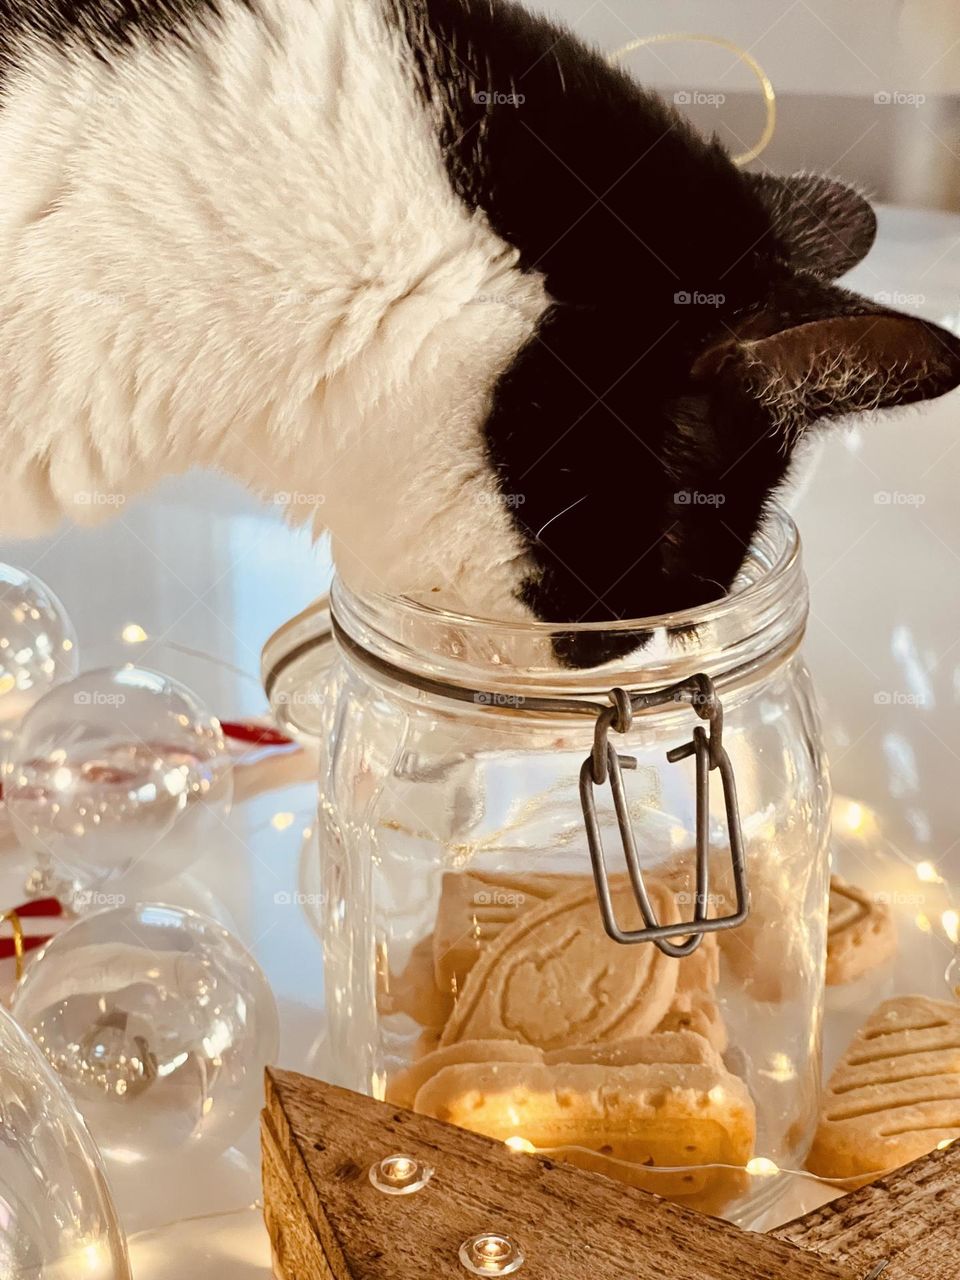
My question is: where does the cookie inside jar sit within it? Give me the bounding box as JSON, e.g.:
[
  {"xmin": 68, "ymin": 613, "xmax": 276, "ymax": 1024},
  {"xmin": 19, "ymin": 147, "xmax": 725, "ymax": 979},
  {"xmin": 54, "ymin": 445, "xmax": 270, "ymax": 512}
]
[{"xmin": 381, "ymin": 868, "xmax": 759, "ymax": 1214}]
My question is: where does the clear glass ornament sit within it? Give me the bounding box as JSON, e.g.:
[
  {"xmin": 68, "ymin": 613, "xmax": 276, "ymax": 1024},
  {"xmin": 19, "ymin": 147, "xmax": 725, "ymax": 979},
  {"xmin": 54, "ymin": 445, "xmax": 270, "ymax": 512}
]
[
  {"xmin": 3, "ymin": 667, "xmax": 233, "ymax": 895},
  {"xmin": 11, "ymin": 903, "xmax": 279, "ymax": 1166},
  {"xmin": 0, "ymin": 1002, "xmax": 131, "ymax": 1280},
  {"xmin": 0, "ymin": 562, "xmax": 78, "ymax": 763}
]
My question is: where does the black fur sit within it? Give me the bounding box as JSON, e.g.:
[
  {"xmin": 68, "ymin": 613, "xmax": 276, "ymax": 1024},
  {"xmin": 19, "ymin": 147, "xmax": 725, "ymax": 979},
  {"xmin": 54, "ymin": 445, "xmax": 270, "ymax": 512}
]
[
  {"xmin": 0, "ymin": 0, "xmax": 245, "ymax": 72},
  {"xmin": 392, "ymin": 0, "xmax": 960, "ymax": 666}
]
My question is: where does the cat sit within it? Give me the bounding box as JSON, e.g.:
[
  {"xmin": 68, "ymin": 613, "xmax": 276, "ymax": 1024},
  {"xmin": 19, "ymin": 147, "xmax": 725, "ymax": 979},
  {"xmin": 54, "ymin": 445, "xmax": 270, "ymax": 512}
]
[{"xmin": 1, "ymin": 0, "xmax": 958, "ymax": 666}]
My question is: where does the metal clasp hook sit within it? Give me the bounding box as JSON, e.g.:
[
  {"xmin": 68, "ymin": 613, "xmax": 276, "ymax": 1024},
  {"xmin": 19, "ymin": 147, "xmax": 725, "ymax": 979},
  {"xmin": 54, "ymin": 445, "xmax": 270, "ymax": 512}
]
[{"xmin": 579, "ymin": 676, "xmax": 749, "ymax": 954}]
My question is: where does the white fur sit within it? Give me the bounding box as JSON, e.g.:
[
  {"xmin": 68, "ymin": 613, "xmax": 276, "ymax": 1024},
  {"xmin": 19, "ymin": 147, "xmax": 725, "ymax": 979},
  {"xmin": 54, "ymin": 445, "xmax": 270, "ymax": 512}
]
[{"xmin": 0, "ymin": 0, "xmax": 551, "ymax": 617}]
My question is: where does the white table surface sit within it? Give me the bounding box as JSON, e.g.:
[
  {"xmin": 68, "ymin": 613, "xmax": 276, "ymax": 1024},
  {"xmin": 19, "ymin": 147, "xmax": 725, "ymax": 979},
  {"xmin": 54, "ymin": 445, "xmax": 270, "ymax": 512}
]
[{"xmin": 1, "ymin": 204, "xmax": 959, "ymax": 1275}]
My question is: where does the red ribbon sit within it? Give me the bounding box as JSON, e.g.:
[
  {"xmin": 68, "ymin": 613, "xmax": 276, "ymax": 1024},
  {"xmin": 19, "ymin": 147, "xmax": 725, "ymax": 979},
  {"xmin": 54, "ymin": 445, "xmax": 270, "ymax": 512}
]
[
  {"xmin": 0, "ymin": 932, "xmax": 50, "ymax": 960},
  {"xmin": 221, "ymin": 720, "xmax": 295, "ymax": 748},
  {"xmin": 0, "ymin": 898, "xmax": 61, "ymax": 962}
]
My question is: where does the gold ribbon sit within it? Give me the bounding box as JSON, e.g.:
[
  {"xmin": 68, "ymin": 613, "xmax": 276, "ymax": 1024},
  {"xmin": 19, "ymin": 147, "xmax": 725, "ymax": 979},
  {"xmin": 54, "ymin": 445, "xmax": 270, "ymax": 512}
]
[
  {"xmin": 2, "ymin": 909, "xmax": 26, "ymax": 983},
  {"xmin": 608, "ymin": 34, "xmax": 777, "ymax": 166}
]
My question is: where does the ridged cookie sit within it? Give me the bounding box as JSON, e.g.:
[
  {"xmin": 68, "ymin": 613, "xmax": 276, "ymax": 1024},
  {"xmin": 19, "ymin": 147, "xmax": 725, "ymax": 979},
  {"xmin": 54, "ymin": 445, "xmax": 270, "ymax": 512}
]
[
  {"xmin": 807, "ymin": 995, "xmax": 960, "ymax": 1182},
  {"xmin": 439, "ymin": 880, "xmax": 680, "ymax": 1051},
  {"xmin": 826, "ymin": 875, "xmax": 897, "ymax": 985}
]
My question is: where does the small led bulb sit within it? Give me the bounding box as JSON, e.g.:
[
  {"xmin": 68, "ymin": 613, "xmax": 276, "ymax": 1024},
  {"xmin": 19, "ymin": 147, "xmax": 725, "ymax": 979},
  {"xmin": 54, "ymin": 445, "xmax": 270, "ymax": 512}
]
[
  {"xmin": 368, "ymin": 1153, "xmax": 434, "ymax": 1196},
  {"xmin": 459, "ymin": 1232, "xmax": 525, "ymax": 1275},
  {"xmin": 746, "ymin": 1157, "xmax": 780, "ymax": 1178},
  {"xmin": 505, "ymin": 1136, "xmax": 535, "ymax": 1155}
]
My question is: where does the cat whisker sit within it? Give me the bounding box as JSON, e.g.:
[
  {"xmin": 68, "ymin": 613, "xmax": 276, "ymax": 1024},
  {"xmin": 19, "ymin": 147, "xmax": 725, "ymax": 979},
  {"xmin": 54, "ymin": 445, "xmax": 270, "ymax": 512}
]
[{"xmin": 534, "ymin": 494, "xmax": 588, "ymax": 543}]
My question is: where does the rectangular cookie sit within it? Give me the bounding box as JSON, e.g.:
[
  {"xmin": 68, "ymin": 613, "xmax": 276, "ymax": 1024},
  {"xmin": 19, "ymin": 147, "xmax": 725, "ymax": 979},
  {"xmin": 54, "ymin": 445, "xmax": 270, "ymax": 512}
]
[
  {"xmin": 414, "ymin": 1057, "xmax": 756, "ymax": 1202},
  {"xmin": 543, "ymin": 1029, "xmax": 722, "ymax": 1070},
  {"xmin": 387, "ymin": 1039, "xmax": 544, "ymax": 1110}
]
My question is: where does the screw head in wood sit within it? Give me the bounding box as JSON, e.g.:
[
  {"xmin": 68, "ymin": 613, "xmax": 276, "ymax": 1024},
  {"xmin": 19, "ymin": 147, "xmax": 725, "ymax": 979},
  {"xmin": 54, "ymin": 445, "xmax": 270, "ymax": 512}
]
[
  {"xmin": 459, "ymin": 1232, "xmax": 525, "ymax": 1275},
  {"xmin": 369, "ymin": 1153, "xmax": 434, "ymax": 1195}
]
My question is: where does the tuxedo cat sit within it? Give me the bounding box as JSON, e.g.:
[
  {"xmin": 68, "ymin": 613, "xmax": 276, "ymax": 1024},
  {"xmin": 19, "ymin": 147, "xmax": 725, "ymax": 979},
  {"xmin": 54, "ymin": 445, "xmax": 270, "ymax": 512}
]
[{"xmin": 1, "ymin": 0, "xmax": 958, "ymax": 664}]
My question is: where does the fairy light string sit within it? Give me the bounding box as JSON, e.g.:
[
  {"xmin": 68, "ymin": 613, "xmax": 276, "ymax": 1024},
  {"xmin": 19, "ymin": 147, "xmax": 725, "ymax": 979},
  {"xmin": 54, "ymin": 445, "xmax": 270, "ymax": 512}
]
[
  {"xmin": 608, "ymin": 34, "xmax": 778, "ymax": 167},
  {"xmin": 504, "ymin": 1137, "xmax": 955, "ymax": 1193}
]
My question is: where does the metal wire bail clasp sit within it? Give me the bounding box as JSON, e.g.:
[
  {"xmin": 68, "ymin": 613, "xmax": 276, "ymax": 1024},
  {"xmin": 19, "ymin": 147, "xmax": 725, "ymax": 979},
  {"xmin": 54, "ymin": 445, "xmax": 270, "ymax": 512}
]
[{"xmin": 579, "ymin": 675, "xmax": 749, "ymax": 955}]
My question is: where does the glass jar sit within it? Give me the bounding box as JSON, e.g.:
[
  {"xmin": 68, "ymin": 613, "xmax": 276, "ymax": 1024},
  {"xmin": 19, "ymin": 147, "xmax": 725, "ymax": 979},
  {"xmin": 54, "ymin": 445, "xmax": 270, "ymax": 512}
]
[{"xmin": 264, "ymin": 506, "xmax": 830, "ymax": 1220}]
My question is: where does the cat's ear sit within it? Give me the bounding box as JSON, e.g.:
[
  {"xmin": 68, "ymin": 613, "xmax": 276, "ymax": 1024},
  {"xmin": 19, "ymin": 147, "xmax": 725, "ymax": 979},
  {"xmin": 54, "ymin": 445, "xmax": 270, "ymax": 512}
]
[
  {"xmin": 748, "ymin": 172, "xmax": 878, "ymax": 279},
  {"xmin": 694, "ymin": 304, "xmax": 960, "ymax": 435}
]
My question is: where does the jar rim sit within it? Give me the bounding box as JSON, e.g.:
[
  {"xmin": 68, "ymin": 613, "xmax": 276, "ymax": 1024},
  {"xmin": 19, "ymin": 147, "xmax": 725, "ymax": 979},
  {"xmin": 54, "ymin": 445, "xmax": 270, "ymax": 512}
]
[
  {"xmin": 264, "ymin": 503, "xmax": 808, "ymax": 725},
  {"xmin": 365, "ymin": 502, "xmax": 800, "ymax": 637}
]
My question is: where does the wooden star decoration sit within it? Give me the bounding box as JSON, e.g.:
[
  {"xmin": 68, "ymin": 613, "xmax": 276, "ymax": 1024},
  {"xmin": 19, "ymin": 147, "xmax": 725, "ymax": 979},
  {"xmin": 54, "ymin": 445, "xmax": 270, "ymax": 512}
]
[{"xmin": 261, "ymin": 1067, "xmax": 960, "ymax": 1279}]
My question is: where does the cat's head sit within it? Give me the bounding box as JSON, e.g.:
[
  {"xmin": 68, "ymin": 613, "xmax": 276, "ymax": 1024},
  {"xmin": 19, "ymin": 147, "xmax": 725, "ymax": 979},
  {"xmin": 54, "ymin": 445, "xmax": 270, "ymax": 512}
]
[{"xmin": 481, "ymin": 170, "xmax": 960, "ymax": 666}]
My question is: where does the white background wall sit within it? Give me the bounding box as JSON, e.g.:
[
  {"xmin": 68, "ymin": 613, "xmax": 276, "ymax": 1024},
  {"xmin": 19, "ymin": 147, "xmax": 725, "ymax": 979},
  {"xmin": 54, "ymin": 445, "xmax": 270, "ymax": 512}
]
[{"xmin": 518, "ymin": 0, "xmax": 960, "ymax": 208}]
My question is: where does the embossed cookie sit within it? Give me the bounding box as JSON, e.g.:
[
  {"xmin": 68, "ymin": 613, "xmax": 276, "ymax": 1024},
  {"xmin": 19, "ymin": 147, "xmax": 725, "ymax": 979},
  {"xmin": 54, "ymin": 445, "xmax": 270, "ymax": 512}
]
[
  {"xmin": 826, "ymin": 875, "xmax": 897, "ymax": 985},
  {"xmin": 432, "ymin": 870, "xmax": 589, "ymax": 995},
  {"xmin": 434, "ymin": 867, "xmax": 720, "ymax": 1019},
  {"xmin": 415, "ymin": 1057, "xmax": 755, "ymax": 1201},
  {"xmin": 439, "ymin": 880, "xmax": 680, "ymax": 1051},
  {"xmin": 807, "ymin": 995, "xmax": 960, "ymax": 1182}
]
